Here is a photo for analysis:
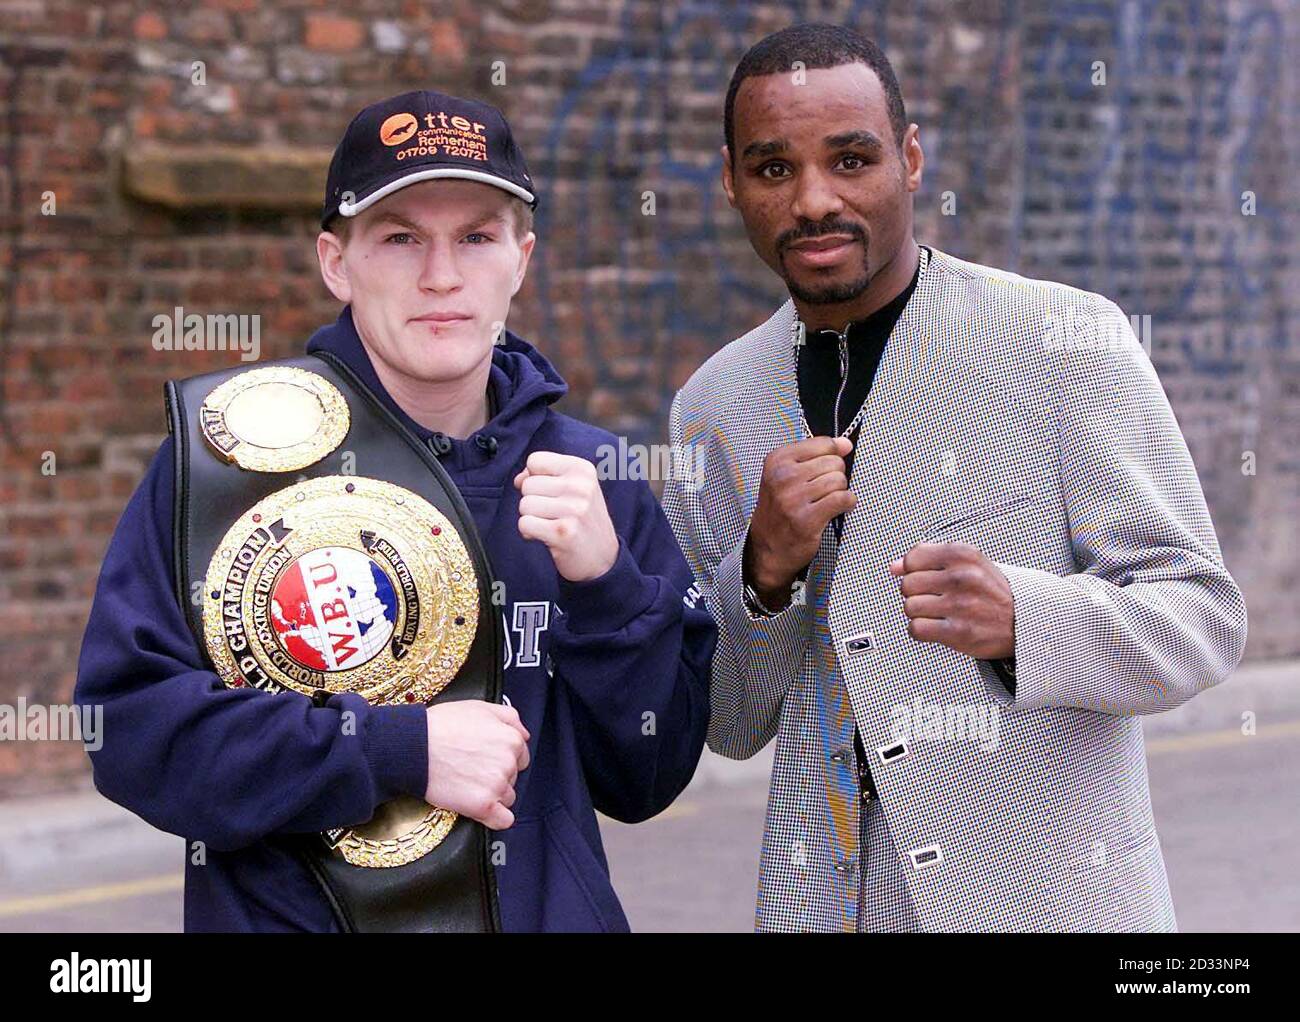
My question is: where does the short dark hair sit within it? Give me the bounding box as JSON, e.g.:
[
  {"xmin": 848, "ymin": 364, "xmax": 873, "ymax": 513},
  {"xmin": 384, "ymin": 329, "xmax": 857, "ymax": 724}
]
[{"xmin": 724, "ymin": 23, "xmax": 908, "ymax": 161}]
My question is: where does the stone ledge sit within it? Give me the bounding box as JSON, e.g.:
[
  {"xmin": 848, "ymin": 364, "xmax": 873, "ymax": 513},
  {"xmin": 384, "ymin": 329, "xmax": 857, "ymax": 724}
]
[{"xmin": 121, "ymin": 142, "xmax": 332, "ymax": 211}]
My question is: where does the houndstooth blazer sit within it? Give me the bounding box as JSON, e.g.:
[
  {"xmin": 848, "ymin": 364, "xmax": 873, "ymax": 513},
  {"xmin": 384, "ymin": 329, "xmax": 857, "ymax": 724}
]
[{"xmin": 663, "ymin": 245, "xmax": 1248, "ymax": 932}]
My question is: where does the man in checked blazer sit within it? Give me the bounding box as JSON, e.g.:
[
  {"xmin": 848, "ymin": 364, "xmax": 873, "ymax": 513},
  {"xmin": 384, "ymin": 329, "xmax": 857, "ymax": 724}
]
[{"xmin": 663, "ymin": 23, "xmax": 1248, "ymax": 932}]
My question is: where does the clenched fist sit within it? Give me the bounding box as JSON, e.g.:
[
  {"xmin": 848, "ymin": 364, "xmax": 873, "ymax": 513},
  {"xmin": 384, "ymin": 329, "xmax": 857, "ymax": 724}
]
[
  {"xmin": 514, "ymin": 451, "xmax": 618, "ymax": 582},
  {"xmin": 425, "ymin": 701, "xmax": 530, "ymax": 831},
  {"xmin": 744, "ymin": 436, "xmax": 856, "ymax": 610},
  {"xmin": 889, "ymin": 542, "xmax": 1015, "ymax": 660}
]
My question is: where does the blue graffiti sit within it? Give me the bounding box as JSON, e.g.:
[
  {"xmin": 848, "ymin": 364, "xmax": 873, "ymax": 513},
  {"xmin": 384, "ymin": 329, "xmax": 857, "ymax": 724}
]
[{"xmin": 530, "ymin": 0, "xmax": 1293, "ymax": 446}]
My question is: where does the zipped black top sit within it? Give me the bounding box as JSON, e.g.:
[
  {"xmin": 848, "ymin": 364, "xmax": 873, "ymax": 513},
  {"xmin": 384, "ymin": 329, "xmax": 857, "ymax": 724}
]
[{"xmin": 796, "ymin": 244, "xmax": 927, "ymax": 492}]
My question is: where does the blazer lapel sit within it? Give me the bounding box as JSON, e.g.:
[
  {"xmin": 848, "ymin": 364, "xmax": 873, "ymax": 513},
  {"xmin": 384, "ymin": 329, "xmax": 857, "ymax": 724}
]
[{"xmin": 826, "ymin": 248, "xmax": 1018, "ymax": 633}]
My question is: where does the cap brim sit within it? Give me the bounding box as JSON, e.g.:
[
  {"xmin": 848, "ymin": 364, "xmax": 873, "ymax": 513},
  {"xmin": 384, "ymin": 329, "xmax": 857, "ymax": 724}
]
[{"xmin": 338, "ymin": 168, "xmax": 536, "ymax": 218}]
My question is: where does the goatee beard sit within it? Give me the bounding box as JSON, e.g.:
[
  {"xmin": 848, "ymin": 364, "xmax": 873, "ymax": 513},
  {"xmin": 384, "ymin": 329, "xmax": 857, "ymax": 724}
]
[
  {"xmin": 785, "ymin": 270, "xmax": 872, "ymax": 305},
  {"xmin": 776, "ymin": 221, "xmax": 872, "ymax": 305}
]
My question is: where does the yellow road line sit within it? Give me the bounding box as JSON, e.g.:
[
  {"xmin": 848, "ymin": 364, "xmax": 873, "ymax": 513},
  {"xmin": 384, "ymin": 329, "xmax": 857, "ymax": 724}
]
[
  {"xmin": 1146, "ymin": 719, "xmax": 1300, "ymax": 754},
  {"xmin": 599, "ymin": 801, "xmax": 701, "ymax": 826},
  {"xmin": 0, "ymin": 873, "xmax": 181, "ymax": 918}
]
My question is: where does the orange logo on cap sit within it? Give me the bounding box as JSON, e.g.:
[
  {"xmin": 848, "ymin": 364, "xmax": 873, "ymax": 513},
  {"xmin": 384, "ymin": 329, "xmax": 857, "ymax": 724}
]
[{"xmin": 379, "ymin": 113, "xmax": 418, "ymax": 147}]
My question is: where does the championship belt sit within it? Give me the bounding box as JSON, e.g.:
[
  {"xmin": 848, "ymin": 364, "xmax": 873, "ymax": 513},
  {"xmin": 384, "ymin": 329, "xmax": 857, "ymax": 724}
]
[{"xmin": 165, "ymin": 352, "xmax": 503, "ymax": 932}]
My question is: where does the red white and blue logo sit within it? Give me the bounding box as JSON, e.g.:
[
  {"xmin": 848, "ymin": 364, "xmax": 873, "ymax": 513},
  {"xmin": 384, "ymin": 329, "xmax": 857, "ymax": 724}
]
[{"xmin": 270, "ymin": 546, "xmax": 398, "ymax": 671}]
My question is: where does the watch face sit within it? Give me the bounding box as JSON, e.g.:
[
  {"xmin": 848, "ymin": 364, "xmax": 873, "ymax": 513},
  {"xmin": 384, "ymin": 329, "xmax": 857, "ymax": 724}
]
[{"xmin": 743, "ymin": 583, "xmax": 776, "ymax": 617}]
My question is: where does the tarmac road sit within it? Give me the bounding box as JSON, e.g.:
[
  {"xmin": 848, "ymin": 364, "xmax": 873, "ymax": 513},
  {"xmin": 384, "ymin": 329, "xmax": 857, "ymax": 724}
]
[{"xmin": 1, "ymin": 662, "xmax": 1296, "ymax": 933}]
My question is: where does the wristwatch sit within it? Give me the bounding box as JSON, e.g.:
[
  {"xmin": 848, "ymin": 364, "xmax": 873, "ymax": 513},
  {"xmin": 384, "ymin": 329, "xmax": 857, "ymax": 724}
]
[
  {"xmin": 743, "ymin": 578, "xmax": 805, "ymax": 617},
  {"xmin": 990, "ymin": 656, "xmax": 1017, "ymax": 697}
]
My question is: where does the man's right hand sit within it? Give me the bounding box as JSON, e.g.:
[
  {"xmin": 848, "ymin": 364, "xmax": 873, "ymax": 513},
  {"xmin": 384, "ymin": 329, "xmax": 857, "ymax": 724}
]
[
  {"xmin": 424, "ymin": 701, "xmax": 530, "ymax": 830},
  {"xmin": 744, "ymin": 436, "xmax": 856, "ymax": 610}
]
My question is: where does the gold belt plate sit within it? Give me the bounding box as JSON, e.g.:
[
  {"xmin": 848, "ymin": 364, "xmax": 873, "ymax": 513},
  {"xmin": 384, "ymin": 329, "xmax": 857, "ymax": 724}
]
[
  {"xmin": 203, "ymin": 475, "xmax": 480, "ymax": 867},
  {"xmin": 199, "ymin": 366, "xmax": 350, "ymax": 473}
]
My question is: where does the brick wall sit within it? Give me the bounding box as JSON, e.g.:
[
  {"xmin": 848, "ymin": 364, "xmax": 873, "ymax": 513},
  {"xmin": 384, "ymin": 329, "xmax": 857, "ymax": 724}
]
[{"xmin": 1, "ymin": 0, "xmax": 1296, "ymax": 794}]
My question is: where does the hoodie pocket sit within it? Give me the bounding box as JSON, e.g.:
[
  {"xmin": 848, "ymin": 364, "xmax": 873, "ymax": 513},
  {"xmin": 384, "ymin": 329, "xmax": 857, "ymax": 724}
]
[{"xmin": 542, "ymin": 805, "xmax": 629, "ymax": 933}]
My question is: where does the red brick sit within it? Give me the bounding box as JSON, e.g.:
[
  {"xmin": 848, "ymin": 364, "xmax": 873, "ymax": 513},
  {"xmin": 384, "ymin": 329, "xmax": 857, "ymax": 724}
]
[
  {"xmin": 305, "ymin": 14, "xmax": 365, "ymax": 52},
  {"xmin": 87, "ymin": 89, "xmax": 126, "ymax": 110},
  {"xmin": 133, "ymin": 11, "xmax": 167, "ymax": 40},
  {"xmin": 428, "ymin": 21, "xmax": 467, "ymax": 65}
]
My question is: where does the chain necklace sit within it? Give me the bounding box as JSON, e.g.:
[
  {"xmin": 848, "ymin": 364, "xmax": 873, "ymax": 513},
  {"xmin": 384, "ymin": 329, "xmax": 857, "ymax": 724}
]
[
  {"xmin": 789, "ymin": 244, "xmax": 930, "ymax": 440},
  {"xmin": 792, "ymin": 316, "xmax": 871, "ymax": 440}
]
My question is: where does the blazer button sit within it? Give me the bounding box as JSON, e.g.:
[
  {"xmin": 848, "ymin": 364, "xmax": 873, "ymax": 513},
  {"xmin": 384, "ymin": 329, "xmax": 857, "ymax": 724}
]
[
  {"xmin": 909, "ymin": 843, "xmax": 944, "ymax": 870},
  {"xmin": 845, "ymin": 632, "xmax": 875, "ymax": 655}
]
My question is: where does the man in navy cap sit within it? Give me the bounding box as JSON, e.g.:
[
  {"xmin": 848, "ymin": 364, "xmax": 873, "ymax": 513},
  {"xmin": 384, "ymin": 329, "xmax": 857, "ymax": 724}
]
[{"xmin": 76, "ymin": 91, "xmax": 715, "ymax": 932}]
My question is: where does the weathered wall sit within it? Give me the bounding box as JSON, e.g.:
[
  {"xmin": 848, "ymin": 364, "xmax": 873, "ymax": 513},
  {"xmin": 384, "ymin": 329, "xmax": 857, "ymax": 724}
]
[{"xmin": 0, "ymin": 0, "xmax": 1295, "ymax": 792}]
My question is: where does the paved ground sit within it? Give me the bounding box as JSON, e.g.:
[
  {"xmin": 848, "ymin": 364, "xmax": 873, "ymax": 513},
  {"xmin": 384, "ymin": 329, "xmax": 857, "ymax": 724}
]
[
  {"xmin": 1, "ymin": 660, "xmax": 1297, "ymax": 932},
  {"xmin": 605, "ymin": 715, "xmax": 1300, "ymax": 932}
]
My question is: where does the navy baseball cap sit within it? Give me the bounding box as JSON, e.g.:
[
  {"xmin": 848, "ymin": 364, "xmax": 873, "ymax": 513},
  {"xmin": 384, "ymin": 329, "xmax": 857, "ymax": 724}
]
[{"xmin": 321, "ymin": 89, "xmax": 537, "ymax": 229}]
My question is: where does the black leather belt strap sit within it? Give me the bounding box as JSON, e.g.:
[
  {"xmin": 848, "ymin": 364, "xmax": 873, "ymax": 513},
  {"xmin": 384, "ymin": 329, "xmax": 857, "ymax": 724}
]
[{"xmin": 165, "ymin": 351, "xmax": 503, "ymax": 933}]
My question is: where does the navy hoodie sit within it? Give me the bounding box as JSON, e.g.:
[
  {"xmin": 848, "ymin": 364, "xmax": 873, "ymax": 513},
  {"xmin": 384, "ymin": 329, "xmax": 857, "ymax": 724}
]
[{"xmin": 74, "ymin": 307, "xmax": 715, "ymax": 932}]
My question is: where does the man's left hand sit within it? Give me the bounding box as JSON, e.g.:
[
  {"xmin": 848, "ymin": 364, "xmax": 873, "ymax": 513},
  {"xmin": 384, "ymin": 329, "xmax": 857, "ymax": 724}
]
[
  {"xmin": 514, "ymin": 451, "xmax": 618, "ymax": 583},
  {"xmin": 889, "ymin": 542, "xmax": 1015, "ymax": 660}
]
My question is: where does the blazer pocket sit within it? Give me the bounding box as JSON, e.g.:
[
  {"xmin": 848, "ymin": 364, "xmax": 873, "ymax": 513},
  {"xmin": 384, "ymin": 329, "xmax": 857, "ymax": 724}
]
[
  {"xmin": 923, "ymin": 493, "xmax": 1034, "ymax": 541},
  {"xmin": 1059, "ymin": 827, "xmax": 1161, "ymax": 880}
]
